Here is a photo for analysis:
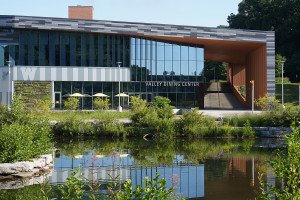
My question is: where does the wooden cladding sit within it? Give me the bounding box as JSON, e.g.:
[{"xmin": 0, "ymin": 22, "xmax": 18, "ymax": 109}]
[{"xmin": 245, "ymin": 45, "xmax": 267, "ymax": 106}]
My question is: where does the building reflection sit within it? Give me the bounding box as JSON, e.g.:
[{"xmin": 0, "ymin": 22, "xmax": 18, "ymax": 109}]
[
  {"xmin": 50, "ymin": 150, "xmax": 204, "ymax": 199},
  {"xmin": 49, "ymin": 150, "xmax": 274, "ymax": 199}
]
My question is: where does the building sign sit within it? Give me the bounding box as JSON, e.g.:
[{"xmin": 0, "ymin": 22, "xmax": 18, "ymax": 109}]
[{"xmin": 145, "ymin": 81, "xmax": 200, "ymax": 87}]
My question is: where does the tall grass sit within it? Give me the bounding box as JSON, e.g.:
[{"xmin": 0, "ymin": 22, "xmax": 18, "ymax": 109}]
[{"xmin": 48, "ymin": 110, "xmax": 132, "ymax": 121}]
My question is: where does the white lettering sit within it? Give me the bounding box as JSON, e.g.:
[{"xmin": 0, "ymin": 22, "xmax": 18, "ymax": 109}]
[{"xmin": 21, "ymin": 67, "xmax": 37, "ymax": 81}]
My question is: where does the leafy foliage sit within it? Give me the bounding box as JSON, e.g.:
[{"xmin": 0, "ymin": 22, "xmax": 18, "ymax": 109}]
[
  {"xmin": 43, "ymin": 170, "xmax": 183, "ymax": 200},
  {"xmin": 202, "ymin": 61, "xmax": 227, "ymax": 82},
  {"xmin": 0, "ymin": 96, "xmax": 52, "ymax": 163},
  {"xmin": 64, "ymin": 97, "xmax": 79, "ymax": 110},
  {"xmin": 255, "ymin": 94, "xmax": 280, "ymax": 111},
  {"xmin": 130, "ymin": 96, "xmax": 175, "ymax": 138},
  {"xmin": 259, "ymin": 125, "xmax": 300, "ymax": 199},
  {"xmin": 177, "ymin": 109, "xmax": 216, "ymax": 137},
  {"xmin": 93, "ymin": 97, "xmax": 110, "ymax": 110},
  {"xmin": 275, "ymin": 54, "xmax": 287, "ymax": 77}
]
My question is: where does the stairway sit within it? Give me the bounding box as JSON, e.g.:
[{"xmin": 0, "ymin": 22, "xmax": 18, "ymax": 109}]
[{"xmin": 204, "ymin": 82, "xmax": 244, "ymax": 110}]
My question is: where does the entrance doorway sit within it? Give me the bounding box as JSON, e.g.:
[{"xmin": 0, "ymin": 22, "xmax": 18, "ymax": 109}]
[
  {"xmin": 54, "ymin": 92, "xmax": 62, "ymax": 109},
  {"xmin": 141, "ymin": 93, "xmax": 153, "ymax": 103}
]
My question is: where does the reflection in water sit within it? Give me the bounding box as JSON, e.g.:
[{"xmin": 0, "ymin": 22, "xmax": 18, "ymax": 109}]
[
  {"xmin": 0, "ymin": 138, "xmax": 282, "ymax": 199},
  {"xmin": 51, "ymin": 152, "xmax": 204, "ymax": 198},
  {"xmin": 49, "ymin": 138, "xmax": 281, "ymax": 199}
]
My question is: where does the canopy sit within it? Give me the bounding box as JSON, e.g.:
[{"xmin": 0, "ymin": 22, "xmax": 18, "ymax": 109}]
[
  {"xmin": 70, "ymin": 93, "xmax": 84, "ymax": 97},
  {"xmin": 93, "ymin": 93, "xmax": 109, "ymax": 97},
  {"xmin": 115, "ymin": 93, "xmax": 129, "ymax": 97}
]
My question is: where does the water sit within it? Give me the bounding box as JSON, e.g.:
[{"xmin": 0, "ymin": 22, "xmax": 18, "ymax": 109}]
[{"xmin": 0, "ymin": 138, "xmax": 284, "ymax": 200}]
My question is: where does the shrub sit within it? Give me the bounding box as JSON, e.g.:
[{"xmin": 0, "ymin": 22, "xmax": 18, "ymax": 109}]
[
  {"xmin": 93, "ymin": 97, "xmax": 110, "ymax": 110},
  {"xmin": 259, "ymin": 125, "xmax": 300, "ymax": 199},
  {"xmin": 44, "ymin": 170, "xmax": 181, "ymax": 200},
  {"xmin": 255, "ymin": 94, "xmax": 280, "ymax": 111},
  {"xmin": 31, "ymin": 98, "xmax": 52, "ymax": 114},
  {"xmin": 53, "ymin": 119, "xmax": 96, "ymax": 137},
  {"xmin": 152, "ymin": 96, "xmax": 174, "ymax": 119},
  {"xmin": 177, "ymin": 109, "xmax": 216, "ymax": 138},
  {"xmin": 130, "ymin": 96, "xmax": 148, "ymax": 112},
  {"xmin": 64, "ymin": 97, "xmax": 79, "ymax": 110},
  {"xmin": 238, "ymin": 85, "xmax": 246, "ymax": 97},
  {"xmin": 242, "ymin": 120, "xmax": 256, "ymax": 138},
  {"xmin": 96, "ymin": 120, "xmax": 127, "ymax": 138},
  {"xmin": 130, "ymin": 96, "xmax": 176, "ymax": 138},
  {"xmin": 0, "ymin": 122, "xmax": 52, "ymax": 163}
]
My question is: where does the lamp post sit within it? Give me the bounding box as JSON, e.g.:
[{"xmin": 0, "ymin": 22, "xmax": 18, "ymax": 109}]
[
  {"xmin": 6, "ymin": 60, "xmax": 12, "ymax": 108},
  {"xmin": 281, "ymin": 61, "xmax": 285, "ymax": 108},
  {"xmin": 250, "ymin": 80, "xmax": 254, "ymax": 113},
  {"xmin": 117, "ymin": 62, "xmax": 122, "ymax": 112}
]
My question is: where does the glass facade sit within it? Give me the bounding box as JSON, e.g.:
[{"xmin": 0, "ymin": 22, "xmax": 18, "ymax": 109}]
[
  {"xmin": 1, "ymin": 29, "xmax": 205, "ymax": 108},
  {"xmin": 2, "ymin": 30, "xmax": 131, "ymax": 67}
]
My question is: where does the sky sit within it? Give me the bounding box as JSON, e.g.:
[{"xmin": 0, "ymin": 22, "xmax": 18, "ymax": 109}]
[{"xmin": 0, "ymin": 0, "xmax": 241, "ymax": 27}]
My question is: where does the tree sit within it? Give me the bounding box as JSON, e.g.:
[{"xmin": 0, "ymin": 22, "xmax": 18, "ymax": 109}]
[
  {"xmin": 203, "ymin": 61, "xmax": 227, "ymax": 82},
  {"xmin": 275, "ymin": 54, "xmax": 287, "ymax": 77},
  {"xmin": 228, "ymin": 0, "xmax": 300, "ymax": 82}
]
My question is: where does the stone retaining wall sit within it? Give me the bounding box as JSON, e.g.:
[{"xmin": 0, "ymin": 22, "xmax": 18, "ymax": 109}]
[{"xmin": 253, "ymin": 127, "xmax": 292, "ymax": 138}]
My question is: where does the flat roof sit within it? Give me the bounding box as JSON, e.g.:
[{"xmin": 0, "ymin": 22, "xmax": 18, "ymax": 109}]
[{"xmin": 0, "ymin": 15, "xmax": 274, "ymax": 64}]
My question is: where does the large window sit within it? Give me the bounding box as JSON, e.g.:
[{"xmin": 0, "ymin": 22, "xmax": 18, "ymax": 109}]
[
  {"xmin": 4, "ymin": 30, "xmax": 131, "ymax": 67},
  {"xmin": 130, "ymin": 37, "xmax": 204, "ymax": 82}
]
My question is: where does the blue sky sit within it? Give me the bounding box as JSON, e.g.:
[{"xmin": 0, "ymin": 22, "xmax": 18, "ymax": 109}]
[{"xmin": 1, "ymin": 0, "xmax": 241, "ymax": 27}]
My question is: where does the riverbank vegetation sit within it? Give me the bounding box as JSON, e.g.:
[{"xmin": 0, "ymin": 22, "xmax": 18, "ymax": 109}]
[
  {"xmin": 0, "ymin": 96, "xmax": 53, "ymax": 163},
  {"xmin": 47, "ymin": 110, "xmax": 132, "ymax": 121},
  {"xmin": 53, "ymin": 95, "xmax": 299, "ymax": 139},
  {"xmin": 260, "ymin": 124, "xmax": 300, "ymax": 199}
]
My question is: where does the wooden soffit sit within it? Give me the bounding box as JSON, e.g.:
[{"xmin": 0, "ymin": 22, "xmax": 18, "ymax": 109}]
[{"xmin": 142, "ymin": 35, "xmax": 265, "ymax": 65}]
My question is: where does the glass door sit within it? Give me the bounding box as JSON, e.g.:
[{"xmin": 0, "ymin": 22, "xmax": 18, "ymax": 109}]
[{"xmin": 54, "ymin": 92, "xmax": 62, "ymax": 109}]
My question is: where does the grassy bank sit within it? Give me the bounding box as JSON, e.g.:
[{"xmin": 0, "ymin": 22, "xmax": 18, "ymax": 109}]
[
  {"xmin": 47, "ymin": 110, "xmax": 132, "ymax": 121},
  {"xmin": 52, "ymin": 96, "xmax": 299, "ymax": 139},
  {"xmin": 276, "ymin": 83, "xmax": 299, "ymax": 104}
]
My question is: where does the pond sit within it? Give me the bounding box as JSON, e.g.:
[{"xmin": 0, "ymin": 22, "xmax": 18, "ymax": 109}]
[{"xmin": 0, "ymin": 137, "xmax": 284, "ymax": 200}]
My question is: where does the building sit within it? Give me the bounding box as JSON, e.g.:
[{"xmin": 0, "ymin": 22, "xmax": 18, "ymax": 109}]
[{"xmin": 0, "ymin": 7, "xmax": 275, "ymax": 109}]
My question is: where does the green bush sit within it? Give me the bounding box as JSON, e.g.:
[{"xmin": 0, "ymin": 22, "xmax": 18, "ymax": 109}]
[
  {"xmin": 241, "ymin": 120, "xmax": 256, "ymax": 138},
  {"xmin": 53, "ymin": 119, "xmax": 96, "ymax": 137},
  {"xmin": 255, "ymin": 94, "xmax": 280, "ymax": 111},
  {"xmin": 130, "ymin": 96, "xmax": 148, "ymax": 112},
  {"xmin": 0, "ymin": 122, "xmax": 52, "ymax": 163},
  {"xmin": 152, "ymin": 96, "xmax": 174, "ymax": 119},
  {"xmin": 0, "ymin": 95, "xmax": 52, "ymax": 163},
  {"xmin": 64, "ymin": 97, "xmax": 79, "ymax": 110},
  {"xmin": 96, "ymin": 120, "xmax": 127, "ymax": 138},
  {"xmin": 43, "ymin": 170, "xmax": 182, "ymax": 200},
  {"xmin": 130, "ymin": 96, "xmax": 176, "ymax": 138},
  {"xmin": 260, "ymin": 125, "xmax": 300, "ymax": 199},
  {"xmin": 275, "ymin": 77, "xmax": 291, "ymax": 84},
  {"xmin": 177, "ymin": 109, "xmax": 216, "ymax": 138},
  {"xmin": 93, "ymin": 97, "xmax": 110, "ymax": 110},
  {"xmin": 238, "ymin": 85, "xmax": 246, "ymax": 97}
]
